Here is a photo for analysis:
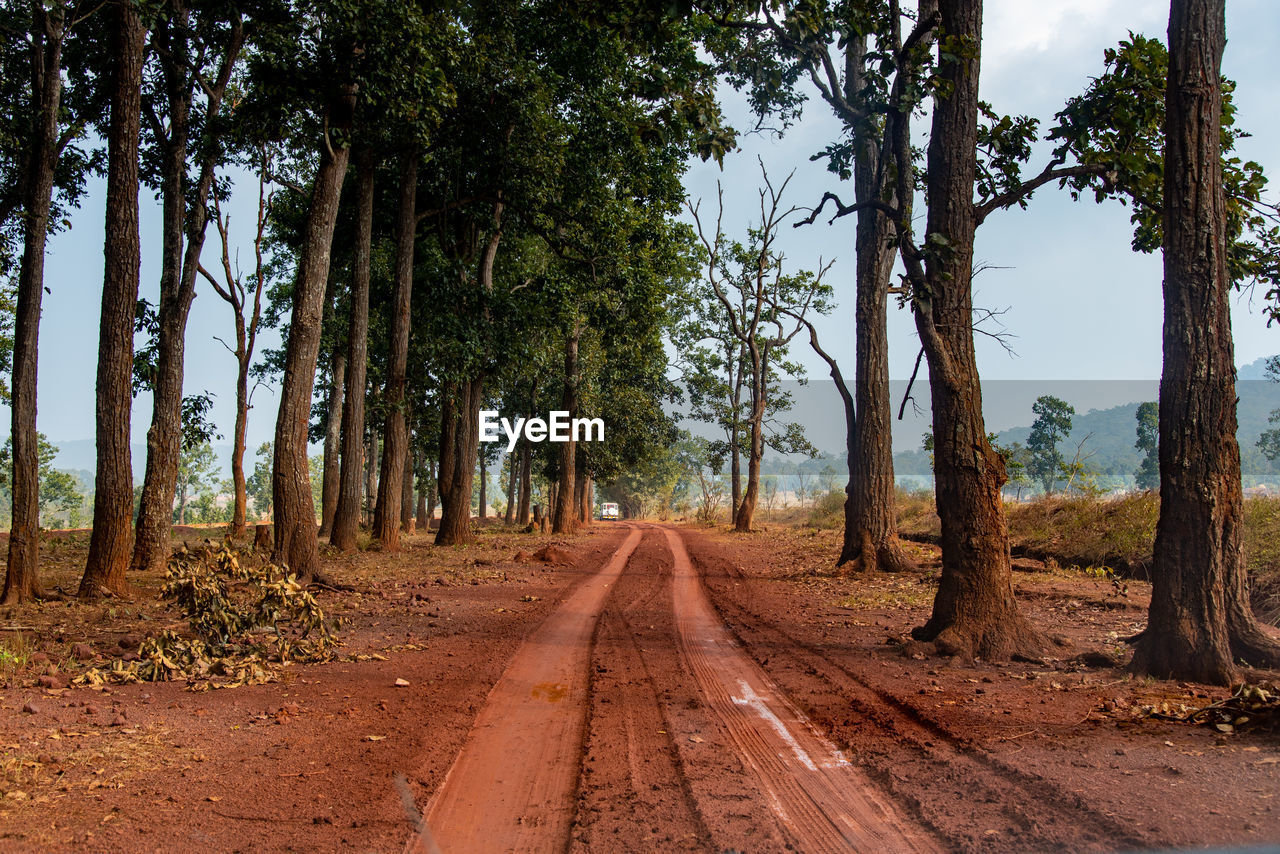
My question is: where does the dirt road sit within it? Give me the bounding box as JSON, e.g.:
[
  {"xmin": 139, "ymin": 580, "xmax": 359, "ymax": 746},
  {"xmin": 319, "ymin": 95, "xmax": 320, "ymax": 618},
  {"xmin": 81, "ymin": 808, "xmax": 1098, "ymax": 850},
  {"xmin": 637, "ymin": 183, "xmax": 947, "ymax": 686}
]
[{"xmin": 412, "ymin": 523, "xmax": 938, "ymax": 853}]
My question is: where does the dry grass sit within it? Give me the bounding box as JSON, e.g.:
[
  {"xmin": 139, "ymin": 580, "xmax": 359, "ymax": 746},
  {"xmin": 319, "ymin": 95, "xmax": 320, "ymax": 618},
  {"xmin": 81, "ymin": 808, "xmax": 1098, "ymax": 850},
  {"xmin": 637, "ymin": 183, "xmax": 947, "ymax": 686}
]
[{"xmin": 894, "ymin": 490, "xmax": 1280, "ymax": 624}]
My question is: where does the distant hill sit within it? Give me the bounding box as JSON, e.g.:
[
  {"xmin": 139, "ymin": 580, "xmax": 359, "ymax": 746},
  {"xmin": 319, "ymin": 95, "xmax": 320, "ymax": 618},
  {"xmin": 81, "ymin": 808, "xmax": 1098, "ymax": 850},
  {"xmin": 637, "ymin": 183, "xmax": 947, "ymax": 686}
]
[
  {"xmin": 48, "ymin": 439, "xmax": 241, "ymax": 483},
  {"xmin": 1239, "ymin": 355, "xmax": 1279, "ymax": 381}
]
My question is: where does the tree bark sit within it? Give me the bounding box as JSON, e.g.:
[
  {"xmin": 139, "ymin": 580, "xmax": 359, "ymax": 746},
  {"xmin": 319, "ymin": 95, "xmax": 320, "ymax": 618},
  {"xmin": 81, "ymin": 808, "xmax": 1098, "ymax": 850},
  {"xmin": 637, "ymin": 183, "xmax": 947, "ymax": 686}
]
[
  {"xmin": 841, "ymin": 150, "xmax": 914, "ymax": 572},
  {"xmin": 271, "ymin": 87, "xmax": 356, "ymax": 581},
  {"xmin": 478, "ymin": 453, "xmax": 488, "ymax": 520},
  {"xmin": 505, "ymin": 452, "xmax": 518, "ymax": 524},
  {"xmin": 318, "ymin": 350, "xmax": 346, "ymax": 537},
  {"xmin": 416, "ymin": 463, "xmax": 429, "ymax": 529},
  {"xmin": 329, "ymin": 156, "xmax": 375, "ymax": 552},
  {"xmin": 80, "ymin": 0, "xmax": 146, "ymax": 599},
  {"xmin": 374, "ymin": 152, "xmax": 417, "ymax": 550},
  {"xmin": 733, "ymin": 362, "xmax": 763, "ymax": 532},
  {"xmin": 552, "ymin": 327, "xmax": 579, "ymax": 534},
  {"xmin": 906, "ymin": 0, "xmax": 1043, "ymax": 659},
  {"xmin": 3, "ymin": 0, "xmax": 65, "ymax": 604},
  {"xmin": 436, "ymin": 377, "xmax": 482, "ymax": 545},
  {"xmin": 517, "ymin": 440, "xmax": 532, "ymax": 526},
  {"xmin": 400, "ymin": 442, "xmax": 415, "ymax": 532},
  {"xmin": 1130, "ymin": 0, "xmax": 1280, "ymax": 682}
]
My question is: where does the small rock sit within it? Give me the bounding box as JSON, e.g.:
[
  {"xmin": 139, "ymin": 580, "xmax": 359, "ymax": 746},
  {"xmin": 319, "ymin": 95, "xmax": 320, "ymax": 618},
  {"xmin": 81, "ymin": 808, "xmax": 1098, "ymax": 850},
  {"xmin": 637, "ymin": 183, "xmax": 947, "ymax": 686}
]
[
  {"xmin": 394, "ymin": 678, "xmax": 410, "ymax": 688},
  {"xmin": 513, "ymin": 550, "xmax": 533, "ymax": 563},
  {"xmin": 84, "ymin": 704, "xmax": 100, "ymax": 715},
  {"xmin": 117, "ymin": 635, "xmax": 141, "ymax": 651},
  {"xmin": 22, "ymin": 701, "xmax": 41, "ymax": 715},
  {"xmin": 36, "ymin": 674, "xmax": 66, "ymax": 689},
  {"xmin": 5, "ymin": 791, "xmax": 29, "ymax": 801},
  {"xmin": 37, "ymin": 754, "xmax": 55, "ymax": 765},
  {"xmin": 71, "ymin": 643, "xmax": 95, "ymax": 661},
  {"xmin": 109, "ymin": 714, "xmax": 127, "ymax": 727},
  {"xmin": 121, "ymin": 651, "xmax": 140, "ymax": 663},
  {"xmin": 29, "ymin": 652, "xmax": 50, "ymax": 666}
]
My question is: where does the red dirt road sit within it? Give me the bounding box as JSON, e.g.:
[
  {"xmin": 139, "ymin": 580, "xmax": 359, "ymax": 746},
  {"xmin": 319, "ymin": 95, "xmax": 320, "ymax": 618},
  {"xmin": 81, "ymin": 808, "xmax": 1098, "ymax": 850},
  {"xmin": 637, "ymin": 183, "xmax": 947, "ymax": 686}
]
[
  {"xmin": 411, "ymin": 523, "xmax": 938, "ymax": 853},
  {"xmin": 415, "ymin": 526, "xmax": 643, "ymax": 853},
  {"xmin": 3, "ymin": 520, "xmax": 1278, "ymax": 851}
]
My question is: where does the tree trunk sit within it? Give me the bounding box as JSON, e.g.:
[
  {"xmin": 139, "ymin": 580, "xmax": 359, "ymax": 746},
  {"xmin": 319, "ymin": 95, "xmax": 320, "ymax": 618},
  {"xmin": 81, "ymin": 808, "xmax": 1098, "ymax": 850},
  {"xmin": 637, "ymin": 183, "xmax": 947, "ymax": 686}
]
[
  {"xmin": 505, "ymin": 452, "xmax": 518, "ymax": 524},
  {"xmin": 133, "ymin": 5, "xmax": 243, "ymax": 570},
  {"xmin": 80, "ymin": 0, "xmax": 146, "ymax": 599},
  {"xmin": 552, "ymin": 328, "xmax": 579, "ymax": 534},
  {"xmin": 229, "ymin": 358, "xmax": 250, "ymax": 536},
  {"xmin": 840, "ymin": 156, "xmax": 914, "ymax": 572},
  {"xmin": 374, "ymin": 153, "xmax": 417, "ymax": 550},
  {"xmin": 271, "ymin": 87, "xmax": 356, "ymax": 582},
  {"xmin": 365, "ymin": 428, "xmax": 378, "ymax": 528},
  {"xmin": 318, "ymin": 350, "xmax": 346, "ymax": 536},
  {"xmin": 517, "ymin": 441, "xmax": 532, "ymax": 526},
  {"xmin": 400, "ymin": 438, "xmax": 415, "ymax": 533},
  {"xmin": 426, "ymin": 479, "xmax": 437, "ymax": 530},
  {"xmin": 577, "ymin": 473, "xmax": 592, "ymax": 525},
  {"xmin": 478, "ymin": 453, "xmax": 488, "ymax": 520},
  {"xmin": 329, "ymin": 156, "xmax": 374, "ymax": 552},
  {"xmin": 178, "ymin": 484, "xmax": 188, "ymax": 526},
  {"xmin": 416, "ymin": 466, "xmax": 429, "ymax": 529},
  {"xmin": 906, "ymin": 0, "xmax": 1043, "ymax": 660},
  {"xmin": 3, "ymin": 1, "xmax": 65, "ymax": 604},
  {"xmin": 1130, "ymin": 0, "xmax": 1280, "ymax": 682},
  {"xmin": 436, "ymin": 377, "xmax": 482, "ymax": 545}
]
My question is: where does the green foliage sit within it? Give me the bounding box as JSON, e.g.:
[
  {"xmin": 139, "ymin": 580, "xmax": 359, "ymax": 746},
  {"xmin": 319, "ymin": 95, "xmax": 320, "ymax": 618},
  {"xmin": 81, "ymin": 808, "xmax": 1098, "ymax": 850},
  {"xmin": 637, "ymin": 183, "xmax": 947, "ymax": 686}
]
[
  {"xmin": 247, "ymin": 442, "xmax": 273, "ymax": 519},
  {"xmin": 0, "ymin": 432, "xmax": 83, "ymax": 523},
  {"xmin": 1134, "ymin": 401, "xmax": 1160, "ymax": 490},
  {"xmin": 1051, "ymin": 34, "xmax": 1279, "ymax": 301},
  {"xmin": 1028, "ymin": 395, "xmax": 1074, "ymax": 495}
]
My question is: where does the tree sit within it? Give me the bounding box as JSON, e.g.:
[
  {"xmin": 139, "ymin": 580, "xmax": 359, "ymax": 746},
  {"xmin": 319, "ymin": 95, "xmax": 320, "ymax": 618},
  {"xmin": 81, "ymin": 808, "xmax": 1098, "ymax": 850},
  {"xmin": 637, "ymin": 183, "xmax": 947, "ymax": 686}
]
[
  {"xmin": 700, "ymin": 0, "xmax": 941, "ymax": 571},
  {"xmin": 1027, "ymin": 395, "xmax": 1074, "ymax": 495},
  {"xmin": 174, "ymin": 442, "xmax": 218, "ymax": 526},
  {"xmin": 888, "ymin": 0, "xmax": 1046, "ymax": 659},
  {"xmin": 2, "ymin": 0, "xmax": 95, "ymax": 603},
  {"xmin": 0, "ymin": 433, "xmax": 83, "ymax": 522},
  {"xmin": 200, "ymin": 147, "xmax": 272, "ymax": 538},
  {"xmin": 688, "ymin": 168, "xmax": 831, "ymax": 532},
  {"xmin": 1130, "ymin": 0, "xmax": 1280, "ymax": 682},
  {"xmin": 246, "ymin": 442, "xmax": 272, "ymax": 520},
  {"xmin": 131, "ymin": 0, "xmax": 245, "ymax": 575},
  {"xmin": 80, "ymin": 0, "xmax": 147, "ymax": 600},
  {"xmin": 1134, "ymin": 401, "xmax": 1159, "ymax": 490}
]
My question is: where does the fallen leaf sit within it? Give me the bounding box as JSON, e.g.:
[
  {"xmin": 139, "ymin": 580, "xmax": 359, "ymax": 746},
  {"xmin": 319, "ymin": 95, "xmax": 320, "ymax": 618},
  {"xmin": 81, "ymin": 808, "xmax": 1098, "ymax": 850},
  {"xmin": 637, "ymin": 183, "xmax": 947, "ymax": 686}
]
[{"xmin": 366, "ymin": 735, "xmax": 387, "ymax": 742}]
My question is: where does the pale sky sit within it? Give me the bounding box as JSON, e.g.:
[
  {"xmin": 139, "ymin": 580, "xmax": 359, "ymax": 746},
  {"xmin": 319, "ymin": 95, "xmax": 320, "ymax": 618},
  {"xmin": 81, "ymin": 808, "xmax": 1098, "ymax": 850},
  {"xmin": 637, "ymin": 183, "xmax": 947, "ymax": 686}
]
[{"xmin": 19, "ymin": 0, "xmax": 1280, "ymax": 454}]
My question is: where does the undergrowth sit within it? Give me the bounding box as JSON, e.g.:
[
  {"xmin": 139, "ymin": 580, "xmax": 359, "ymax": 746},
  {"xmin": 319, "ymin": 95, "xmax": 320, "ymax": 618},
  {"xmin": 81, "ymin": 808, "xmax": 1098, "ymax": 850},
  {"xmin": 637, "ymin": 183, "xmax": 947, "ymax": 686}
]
[
  {"xmin": 78, "ymin": 541, "xmax": 340, "ymax": 689},
  {"xmin": 894, "ymin": 491, "xmax": 1280, "ymax": 624}
]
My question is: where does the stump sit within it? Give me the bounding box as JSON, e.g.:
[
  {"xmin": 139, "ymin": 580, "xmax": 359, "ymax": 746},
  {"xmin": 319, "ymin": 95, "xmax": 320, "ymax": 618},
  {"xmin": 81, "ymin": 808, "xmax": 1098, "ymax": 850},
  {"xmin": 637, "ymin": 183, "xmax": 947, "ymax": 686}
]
[{"xmin": 253, "ymin": 524, "xmax": 271, "ymax": 551}]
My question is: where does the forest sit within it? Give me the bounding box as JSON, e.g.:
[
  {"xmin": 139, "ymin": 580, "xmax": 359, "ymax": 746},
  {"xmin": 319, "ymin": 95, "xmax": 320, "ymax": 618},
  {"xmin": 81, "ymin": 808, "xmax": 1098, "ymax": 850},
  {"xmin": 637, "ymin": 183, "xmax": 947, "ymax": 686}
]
[{"xmin": 1, "ymin": 0, "xmax": 1279, "ymax": 850}]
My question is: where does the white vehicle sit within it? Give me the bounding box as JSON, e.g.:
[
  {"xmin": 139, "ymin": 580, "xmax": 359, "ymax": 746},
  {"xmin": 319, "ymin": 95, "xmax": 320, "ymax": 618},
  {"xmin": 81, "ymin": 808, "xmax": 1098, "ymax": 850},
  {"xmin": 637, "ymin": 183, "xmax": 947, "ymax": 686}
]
[{"xmin": 600, "ymin": 502, "xmax": 620, "ymax": 521}]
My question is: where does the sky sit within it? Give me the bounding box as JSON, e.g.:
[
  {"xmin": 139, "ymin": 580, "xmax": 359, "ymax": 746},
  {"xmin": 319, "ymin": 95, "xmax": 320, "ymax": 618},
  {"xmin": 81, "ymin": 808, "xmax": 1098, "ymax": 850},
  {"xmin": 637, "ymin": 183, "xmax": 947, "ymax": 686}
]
[{"xmin": 19, "ymin": 0, "xmax": 1280, "ymax": 458}]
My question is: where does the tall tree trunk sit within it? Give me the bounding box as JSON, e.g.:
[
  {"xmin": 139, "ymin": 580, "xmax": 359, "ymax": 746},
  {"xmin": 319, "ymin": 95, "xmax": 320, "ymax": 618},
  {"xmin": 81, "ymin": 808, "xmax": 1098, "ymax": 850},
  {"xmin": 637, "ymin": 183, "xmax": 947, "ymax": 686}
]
[
  {"xmin": 365, "ymin": 428, "xmax": 378, "ymax": 528},
  {"xmin": 318, "ymin": 350, "xmax": 345, "ymax": 536},
  {"xmin": 329, "ymin": 156, "xmax": 374, "ymax": 551},
  {"xmin": 229, "ymin": 358, "xmax": 250, "ymax": 535},
  {"xmin": 552, "ymin": 327, "xmax": 579, "ymax": 534},
  {"xmin": 841, "ymin": 178, "xmax": 914, "ymax": 571},
  {"xmin": 401, "ymin": 444, "xmax": 415, "ymax": 532},
  {"xmin": 733, "ymin": 345, "xmax": 764, "ymax": 532},
  {"xmin": 436, "ymin": 377, "xmax": 482, "ymax": 545},
  {"xmin": 1130, "ymin": 0, "xmax": 1280, "ymax": 682},
  {"xmin": 271, "ymin": 88, "xmax": 356, "ymax": 582},
  {"xmin": 478, "ymin": 453, "xmax": 488, "ymax": 520},
  {"xmin": 80, "ymin": 0, "xmax": 146, "ymax": 599},
  {"xmin": 133, "ymin": 7, "xmax": 244, "ymax": 569},
  {"xmin": 426, "ymin": 478, "xmax": 437, "ymax": 530},
  {"xmin": 517, "ymin": 441, "xmax": 532, "ymax": 526},
  {"xmin": 905, "ymin": 0, "xmax": 1043, "ymax": 659},
  {"xmin": 375, "ymin": 152, "xmax": 417, "ymax": 550},
  {"xmin": 505, "ymin": 452, "xmax": 518, "ymax": 524},
  {"xmin": 3, "ymin": 0, "xmax": 65, "ymax": 604},
  {"xmin": 416, "ymin": 459, "xmax": 429, "ymax": 529},
  {"xmin": 576, "ymin": 472, "xmax": 592, "ymax": 525}
]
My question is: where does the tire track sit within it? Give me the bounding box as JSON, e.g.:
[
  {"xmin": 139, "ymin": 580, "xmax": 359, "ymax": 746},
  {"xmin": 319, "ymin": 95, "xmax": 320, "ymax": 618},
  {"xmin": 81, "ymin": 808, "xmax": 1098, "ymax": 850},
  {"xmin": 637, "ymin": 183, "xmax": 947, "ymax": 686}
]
[
  {"xmin": 685, "ymin": 530, "xmax": 1161, "ymax": 852},
  {"xmin": 661, "ymin": 526, "xmax": 942, "ymax": 854},
  {"xmin": 409, "ymin": 525, "xmax": 643, "ymax": 854}
]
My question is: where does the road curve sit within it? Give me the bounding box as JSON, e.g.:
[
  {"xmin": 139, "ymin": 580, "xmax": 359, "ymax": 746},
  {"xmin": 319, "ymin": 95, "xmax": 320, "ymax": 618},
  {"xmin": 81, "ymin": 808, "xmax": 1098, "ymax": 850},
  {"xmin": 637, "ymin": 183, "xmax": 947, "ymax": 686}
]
[
  {"xmin": 409, "ymin": 525, "xmax": 644, "ymax": 854},
  {"xmin": 661, "ymin": 525, "xmax": 941, "ymax": 854}
]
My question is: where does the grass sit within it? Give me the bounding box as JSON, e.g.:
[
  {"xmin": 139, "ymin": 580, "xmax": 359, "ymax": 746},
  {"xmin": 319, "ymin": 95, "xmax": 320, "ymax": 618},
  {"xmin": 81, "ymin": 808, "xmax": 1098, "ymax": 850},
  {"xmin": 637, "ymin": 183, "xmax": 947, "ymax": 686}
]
[{"xmin": 894, "ymin": 490, "xmax": 1280, "ymax": 624}]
